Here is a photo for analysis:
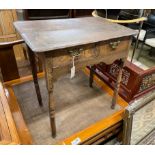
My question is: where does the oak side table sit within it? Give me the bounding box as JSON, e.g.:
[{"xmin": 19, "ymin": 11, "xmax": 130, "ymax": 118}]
[{"xmin": 14, "ymin": 17, "xmax": 136, "ymax": 137}]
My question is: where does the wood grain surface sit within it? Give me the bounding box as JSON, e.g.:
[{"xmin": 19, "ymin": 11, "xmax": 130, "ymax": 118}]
[{"xmin": 14, "ymin": 17, "xmax": 137, "ymax": 52}]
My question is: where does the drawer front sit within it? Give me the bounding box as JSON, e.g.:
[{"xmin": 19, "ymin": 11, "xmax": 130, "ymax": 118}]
[
  {"xmin": 102, "ymin": 38, "xmax": 130, "ymax": 55},
  {"xmin": 52, "ymin": 38, "xmax": 130, "ymax": 69}
]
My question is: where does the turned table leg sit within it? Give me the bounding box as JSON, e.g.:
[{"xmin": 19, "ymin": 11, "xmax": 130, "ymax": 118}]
[
  {"xmin": 89, "ymin": 66, "xmax": 95, "ymax": 88},
  {"xmin": 27, "ymin": 46, "xmax": 43, "ymax": 107},
  {"xmin": 44, "ymin": 56, "xmax": 56, "ymax": 138},
  {"xmin": 111, "ymin": 59, "xmax": 125, "ymax": 109}
]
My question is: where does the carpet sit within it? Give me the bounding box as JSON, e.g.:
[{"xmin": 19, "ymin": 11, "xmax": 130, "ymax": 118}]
[
  {"xmin": 13, "ymin": 71, "xmax": 121, "ymax": 144},
  {"xmin": 131, "ymin": 99, "xmax": 155, "ymax": 144},
  {"xmin": 138, "ymin": 129, "xmax": 155, "ymax": 145}
]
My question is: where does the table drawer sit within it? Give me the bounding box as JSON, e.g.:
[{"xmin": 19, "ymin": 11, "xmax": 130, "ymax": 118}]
[
  {"xmin": 102, "ymin": 38, "xmax": 130, "ymax": 55},
  {"xmin": 52, "ymin": 38, "xmax": 130, "ymax": 69},
  {"xmin": 78, "ymin": 38, "xmax": 130, "ymax": 61}
]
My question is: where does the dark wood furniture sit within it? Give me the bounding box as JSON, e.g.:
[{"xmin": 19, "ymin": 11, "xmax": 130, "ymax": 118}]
[
  {"xmin": 0, "ymin": 40, "xmax": 24, "ymax": 82},
  {"xmin": 71, "ymin": 9, "xmax": 94, "ymax": 18},
  {"xmin": 89, "ymin": 60, "xmax": 155, "ymax": 103},
  {"xmin": 23, "ymin": 9, "xmax": 93, "ymax": 20},
  {"xmin": 24, "ymin": 9, "xmax": 72, "ymax": 20},
  {"xmin": 14, "ymin": 17, "xmax": 136, "ymax": 138}
]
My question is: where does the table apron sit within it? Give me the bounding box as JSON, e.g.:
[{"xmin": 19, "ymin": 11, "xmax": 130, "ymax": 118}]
[{"xmin": 41, "ymin": 50, "xmax": 128, "ymax": 81}]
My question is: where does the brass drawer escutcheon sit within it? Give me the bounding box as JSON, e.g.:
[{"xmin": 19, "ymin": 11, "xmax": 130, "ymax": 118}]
[
  {"xmin": 68, "ymin": 48, "xmax": 83, "ymax": 57},
  {"xmin": 109, "ymin": 41, "xmax": 121, "ymax": 50}
]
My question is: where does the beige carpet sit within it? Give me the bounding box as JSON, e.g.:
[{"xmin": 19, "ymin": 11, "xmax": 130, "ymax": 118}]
[
  {"xmin": 130, "ymin": 99, "xmax": 155, "ymax": 145},
  {"xmin": 138, "ymin": 129, "xmax": 155, "ymax": 145},
  {"xmin": 13, "ymin": 71, "xmax": 121, "ymax": 144}
]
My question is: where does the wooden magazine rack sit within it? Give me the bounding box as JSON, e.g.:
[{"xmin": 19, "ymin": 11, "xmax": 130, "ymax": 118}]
[{"xmin": 88, "ymin": 60, "xmax": 155, "ymax": 103}]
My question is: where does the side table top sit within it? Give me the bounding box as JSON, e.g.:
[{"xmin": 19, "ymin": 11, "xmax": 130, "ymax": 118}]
[{"xmin": 14, "ymin": 17, "xmax": 137, "ymax": 53}]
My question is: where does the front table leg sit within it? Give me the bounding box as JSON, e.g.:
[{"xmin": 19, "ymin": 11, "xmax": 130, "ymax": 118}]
[
  {"xmin": 44, "ymin": 56, "xmax": 56, "ymax": 138},
  {"xmin": 111, "ymin": 59, "xmax": 125, "ymax": 109}
]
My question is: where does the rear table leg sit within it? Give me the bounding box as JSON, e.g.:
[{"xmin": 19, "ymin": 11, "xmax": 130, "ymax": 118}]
[
  {"xmin": 89, "ymin": 66, "xmax": 95, "ymax": 88},
  {"xmin": 27, "ymin": 46, "xmax": 43, "ymax": 107}
]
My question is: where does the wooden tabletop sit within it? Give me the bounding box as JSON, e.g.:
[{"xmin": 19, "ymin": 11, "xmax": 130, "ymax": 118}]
[{"xmin": 14, "ymin": 17, "xmax": 137, "ymax": 53}]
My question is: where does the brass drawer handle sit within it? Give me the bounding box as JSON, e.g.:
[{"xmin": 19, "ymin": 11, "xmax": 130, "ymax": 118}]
[
  {"xmin": 109, "ymin": 41, "xmax": 120, "ymax": 50},
  {"xmin": 68, "ymin": 48, "xmax": 83, "ymax": 57}
]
